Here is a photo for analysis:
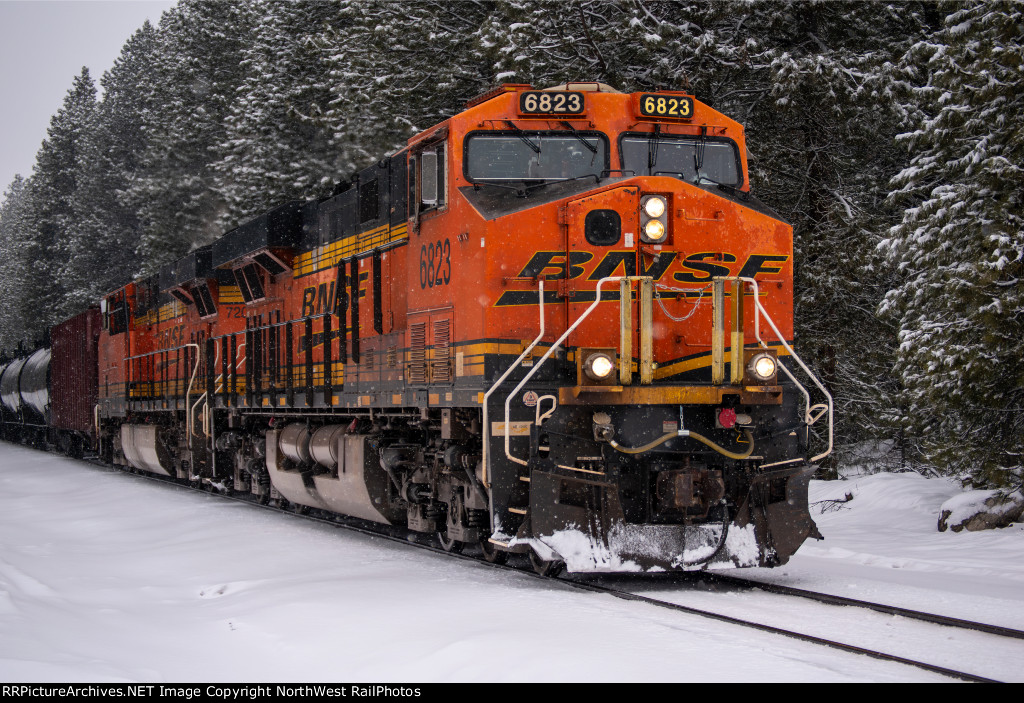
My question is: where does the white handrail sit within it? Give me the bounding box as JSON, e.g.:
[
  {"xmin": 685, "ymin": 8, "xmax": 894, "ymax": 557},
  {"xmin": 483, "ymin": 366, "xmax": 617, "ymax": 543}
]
[
  {"xmin": 482, "ymin": 280, "xmax": 546, "ymax": 489},
  {"xmin": 729, "ymin": 276, "xmax": 834, "ymax": 463},
  {"xmin": 503, "ymin": 276, "xmax": 625, "ymax": 467}
]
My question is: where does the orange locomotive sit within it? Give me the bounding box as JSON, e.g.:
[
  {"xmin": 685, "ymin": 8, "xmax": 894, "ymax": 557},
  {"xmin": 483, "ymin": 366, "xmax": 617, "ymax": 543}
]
[{"xmin": 71, "ymin": 82, "xmax": 833, "ymax": 573}]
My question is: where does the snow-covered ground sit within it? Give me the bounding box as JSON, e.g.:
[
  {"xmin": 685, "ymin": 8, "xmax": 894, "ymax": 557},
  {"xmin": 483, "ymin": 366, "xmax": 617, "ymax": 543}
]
[{"xmin": 0, "ymin": 442, "xmax": 1021, "ymax": 682}]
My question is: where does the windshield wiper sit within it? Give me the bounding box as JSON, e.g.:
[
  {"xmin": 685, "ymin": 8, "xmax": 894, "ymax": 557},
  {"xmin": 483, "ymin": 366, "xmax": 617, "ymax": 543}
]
[
  {"xmin": 694, "ymin": 175, "xmax": 748, "ymax": 200},
  {"xmin": 504, "ymin": 120, "xmax": 541, "ymax": 153},
  {"xmin": 470, "ymin": 173, "xmax": 602, "ymax": 199},
  {"xmin": 692, "ymin": 125, "xmax": 707, "ymax": 178},
  {"xmin": 470, "ymin": 178, "xmax": 531, "ymax": 198},
  {"xmin": 647, "ymin": 124, "xmax": 661, "ymax": 172},
  {"xmin": 559, "ymin": 121, "xmax": 597, "ymax": 154}
]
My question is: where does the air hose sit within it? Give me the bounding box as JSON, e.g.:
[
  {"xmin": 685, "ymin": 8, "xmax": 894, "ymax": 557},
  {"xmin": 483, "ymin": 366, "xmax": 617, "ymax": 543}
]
[{"xmin": 609, "ymin": 428, "xmax": 755, "ymax": 460}]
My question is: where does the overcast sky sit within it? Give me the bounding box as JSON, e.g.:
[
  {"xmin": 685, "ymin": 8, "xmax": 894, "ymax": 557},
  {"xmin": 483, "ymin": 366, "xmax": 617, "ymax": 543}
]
[{"xmin": 0, "ymin": 0, "xmax": 177, "ymax": 195}]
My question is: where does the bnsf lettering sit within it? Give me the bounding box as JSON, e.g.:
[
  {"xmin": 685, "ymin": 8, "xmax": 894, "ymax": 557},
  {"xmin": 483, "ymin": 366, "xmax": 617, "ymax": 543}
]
[
  {"xmin": 587, "ymin": 251, "xmax": 636, "ymax": 279},
  {"xmin": 302, "ymin": 275, "xmax": 366, "ymax": 318},
  {"xmin": 673, "ymin": 252, "xmax": 738, "ymax": 283},
  {"xmin": 157, "ymin": 324, "xmax": 186, "ymax": 350},
  {"xmin": 496, "ymin": 250, "xmax": 789, "ymax": 306},
  {"xmin": 738, "ymin": 254, "xmax": 789, "ymax": 279},
  {"xmin": 517, "ymin": 251, "xmax": 593, "ymax": 279}
]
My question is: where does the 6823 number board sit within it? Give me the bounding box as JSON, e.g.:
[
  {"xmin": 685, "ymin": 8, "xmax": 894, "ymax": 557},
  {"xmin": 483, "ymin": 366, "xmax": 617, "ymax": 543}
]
[{"xmin": 519, "ymin": 91, "xmax": 584, "ymax": 115}]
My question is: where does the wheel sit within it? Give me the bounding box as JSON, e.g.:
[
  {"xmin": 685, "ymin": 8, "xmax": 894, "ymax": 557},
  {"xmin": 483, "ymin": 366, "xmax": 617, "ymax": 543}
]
[
  {"xmin": 529, "ymin": 550, "xmax": 564, "ymax": 577},
  {"xmin": 292, "ymin": 503, "xmax": 310, "ymax": 515},
  {"xmin": 479, "ymin": 538, "xmax": 508, "ymax": 564},
  {"xmin": 437, "ymin": 531, "xmax": 464, "ymax": 554}
]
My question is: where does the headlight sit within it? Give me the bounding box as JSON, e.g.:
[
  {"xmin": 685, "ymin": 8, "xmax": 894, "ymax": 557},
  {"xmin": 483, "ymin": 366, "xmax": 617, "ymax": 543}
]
[
  {"xmin": 644, "ymin": 219, "xmax": 666, "ymax": 240},
  {"xmin": 640, "ymin": 195, "xmax": 669, "ymax": 243},
  {"xmin": 643, "ymin": 196, "xmax": 666, "ymax": 218},
  {"xmin": 749, "ymin": 353, "xmax": 777, "ymax": 380},
  {"xmin": 584, "ymin": 352, "xmax": 615, "ymax": 381}
]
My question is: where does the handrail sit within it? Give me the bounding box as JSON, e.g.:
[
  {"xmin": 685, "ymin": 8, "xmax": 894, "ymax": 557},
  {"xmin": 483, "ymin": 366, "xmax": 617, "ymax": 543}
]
[
  {"xmin": 716, "ymin": 276, "xmax": 834, "ymax": 463},
  {"xmin": 502, "ymin": 276, "xmax": 627, "ymax": 468},
  {"xmin": 482, "ymin": 280, "xmax": 545, "ymax": 490}
]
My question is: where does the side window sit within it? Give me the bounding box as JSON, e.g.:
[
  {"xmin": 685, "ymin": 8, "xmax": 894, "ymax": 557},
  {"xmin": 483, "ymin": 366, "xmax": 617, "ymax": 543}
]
[
  {"xmin": 106, "ymin": 293, "xmax": 128, "ymax": 335},
  {"xmin": 414, "ymin": 141, "xmax": 447, "ymax": 216}
]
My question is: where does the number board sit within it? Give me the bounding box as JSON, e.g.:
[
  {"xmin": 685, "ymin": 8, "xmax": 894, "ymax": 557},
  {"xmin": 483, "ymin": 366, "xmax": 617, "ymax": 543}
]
[
  {"xmin": 638, "ymin": 93, "xmax": 695, "ymax": 120},
  {"xmin": 519, "ymin": 91, "xmax": 585, "ymax": 116}
]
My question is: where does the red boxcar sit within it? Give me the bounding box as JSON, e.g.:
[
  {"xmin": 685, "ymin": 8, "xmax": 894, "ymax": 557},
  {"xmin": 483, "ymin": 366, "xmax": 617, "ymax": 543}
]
[{"xmin": 51, "ymin": 308, "xmax": 101, "ymax": 435}]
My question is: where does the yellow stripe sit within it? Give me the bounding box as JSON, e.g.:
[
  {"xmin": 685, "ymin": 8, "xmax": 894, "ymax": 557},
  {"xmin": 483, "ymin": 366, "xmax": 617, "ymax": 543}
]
[
  {"xmin": 219, "ymin": 285, "xmax": 244, "ymax": 304},
  {"xmin": 293, "ymin": 223, "xmax": 409, "ymax": 277},
  {"xmin": 653, "ymin": 346, "xmax": 792, "ymax": 379}
]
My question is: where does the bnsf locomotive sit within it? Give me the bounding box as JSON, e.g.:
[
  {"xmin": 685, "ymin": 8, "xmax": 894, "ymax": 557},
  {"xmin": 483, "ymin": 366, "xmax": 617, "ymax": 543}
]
[{"xmin": 0, "ymin": 83, "xmax": 832, "ymax": 574}]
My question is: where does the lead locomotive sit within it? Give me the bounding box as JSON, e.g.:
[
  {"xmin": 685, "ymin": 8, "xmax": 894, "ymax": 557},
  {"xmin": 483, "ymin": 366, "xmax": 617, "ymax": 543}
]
[{"xmin": 0, "ymin": 83, "xmax": 832, "ymax": 574}]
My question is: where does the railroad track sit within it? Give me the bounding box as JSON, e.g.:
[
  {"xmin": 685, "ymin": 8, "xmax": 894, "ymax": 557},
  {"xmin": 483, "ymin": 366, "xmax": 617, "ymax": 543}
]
[
  {"xmin": 695, "ymin": 571, "xmax": 1024, "ymax": 641},
  {"xmin": 73, "ymin": 456, "xmax": 1019, "ymax": 682}
]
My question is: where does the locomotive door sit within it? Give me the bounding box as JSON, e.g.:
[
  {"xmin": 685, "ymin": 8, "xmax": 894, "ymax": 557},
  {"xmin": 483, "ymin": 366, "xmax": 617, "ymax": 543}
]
[{"xmin": 563, "ymin": 187, "xmax": 641, "ymax": 377}]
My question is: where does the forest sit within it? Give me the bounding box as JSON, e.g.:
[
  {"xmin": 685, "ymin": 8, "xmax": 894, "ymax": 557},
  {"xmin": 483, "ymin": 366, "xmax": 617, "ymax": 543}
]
[{"xmin": 0, "ymin": 0, "xmax": 1020, "ymax": 490}]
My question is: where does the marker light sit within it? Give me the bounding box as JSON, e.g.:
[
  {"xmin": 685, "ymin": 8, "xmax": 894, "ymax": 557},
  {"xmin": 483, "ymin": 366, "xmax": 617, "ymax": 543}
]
[
  {"xmin": 643, "ymin": 196, "xmax": 667, "ymax": 218},
  {"xmin": 749, "ymin": 353, "xmax": 777, "ymax": 380},
  {"xmin": 644, "ymin": 219, "xmax": 666, "ymax": 241},
  {"xmin": 584, "ymin": 352, "xmax": 615, "ymax": 381}
]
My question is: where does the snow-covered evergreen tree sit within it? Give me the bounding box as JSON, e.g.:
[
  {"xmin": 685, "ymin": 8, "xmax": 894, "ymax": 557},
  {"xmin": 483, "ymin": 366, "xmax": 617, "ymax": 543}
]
[
  {"xmin": 214, "ymin": 0, "xmax": 352, "ymax": 228},
  {"xmin": 726, "ymin": 1, "xmax": 932, "ymax": 469},
  {"xmin": 27, "ymin": 67, "xmax": 98, "ymax": 328},
  {"xmin": 126, "ymin": 0, "xmax": 255, "ymax": 272},
  {"xmin": 324, "ymin": 0, "xmax": 496, "ymax": 158},
  {"xmin": 66, "ymin": 22, "xmax": 160, "ymax": 308},
  {"xmin": 0, "ymin": 176, "xmax": 39, "ymax": 350},
  {"xmin": 881, "ymin": 1, "xmax": 1024, "ymax": 488}
]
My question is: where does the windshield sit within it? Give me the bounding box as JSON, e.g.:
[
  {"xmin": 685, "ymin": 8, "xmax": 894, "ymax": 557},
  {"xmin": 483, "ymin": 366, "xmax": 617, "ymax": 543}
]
[
  {"xmin": 620, "ymin": 135, "xmax": 742, "ymax": 186},
  {"xmin": 465, "ymin": 132, "xmax": 607, "ymax": 181}
]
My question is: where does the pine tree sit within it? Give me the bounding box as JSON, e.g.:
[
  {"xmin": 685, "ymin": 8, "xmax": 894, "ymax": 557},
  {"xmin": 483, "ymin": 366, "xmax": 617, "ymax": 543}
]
[
  {"xmin": 28, "ymin": 67, "xmax": 98, "ymax": 328},
  {"xmin": 881, "ymin": 1, "xmax": 1024, "ymax": 488},
  {"xmin": 67, "ymin": 22, "xmax": 160, "ymax": 308},
  {"xmin": 0, "ymin": 176, "xmax": 38, "ymax": 350},
  {"xmin": 474, "ymin": 1, "xmax": 719, "ymax": 93},
  {"xmin": 324, "ymin": 0, "xmax": 497, "ymax": 160},
  {"xmin": 126, "ymin": 0, "xmax": 256, "ymax": 272},
  {"xmin": 214, "ymin": 0, "xmax": 352, "ymax": 228}
]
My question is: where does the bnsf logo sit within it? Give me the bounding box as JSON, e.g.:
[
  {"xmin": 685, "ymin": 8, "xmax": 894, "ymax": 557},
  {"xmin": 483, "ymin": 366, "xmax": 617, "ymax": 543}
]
[
  {"xmin": 495, "ymin": 250, "xmax": 788, "ymax": 307},
  {"xmin": 518, "ymin": 250, "xmax": 786, "ymax": 282}
]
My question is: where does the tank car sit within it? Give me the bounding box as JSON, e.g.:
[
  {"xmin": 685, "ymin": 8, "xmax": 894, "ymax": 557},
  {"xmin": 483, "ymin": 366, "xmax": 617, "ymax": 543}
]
[{"xmin": 10, "ymin": 82, "xmax": 834, "ymax": 574}]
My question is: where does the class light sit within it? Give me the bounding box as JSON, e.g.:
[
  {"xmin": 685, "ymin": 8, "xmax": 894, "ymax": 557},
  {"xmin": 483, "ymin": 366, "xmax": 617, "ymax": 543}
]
[
  {"xmin": 643, "ymin": 196, "xmax": 667, "ymax": 218},
  {"xmin": 749, "ymin": 353, "xmax": 777, "ymax": 380},
  {"xmin": 584, "ymin": 352, "xmax": 615, "ymax": 381},
  {"xmin": 644, "ymin": 219, "xmax": 666, "ymax": 241}
]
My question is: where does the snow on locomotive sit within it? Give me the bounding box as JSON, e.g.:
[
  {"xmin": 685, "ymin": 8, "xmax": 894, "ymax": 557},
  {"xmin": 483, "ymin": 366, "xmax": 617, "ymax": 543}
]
[{"xmin": 1, "ymin": 83, "xmax": 833, "ymax": 573}]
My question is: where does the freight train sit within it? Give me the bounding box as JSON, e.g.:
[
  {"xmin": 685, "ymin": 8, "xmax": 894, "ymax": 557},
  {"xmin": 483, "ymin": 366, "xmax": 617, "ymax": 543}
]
[{"xmin": 0, "ymin": 82, "xmax": 832, "ymax": 574}]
